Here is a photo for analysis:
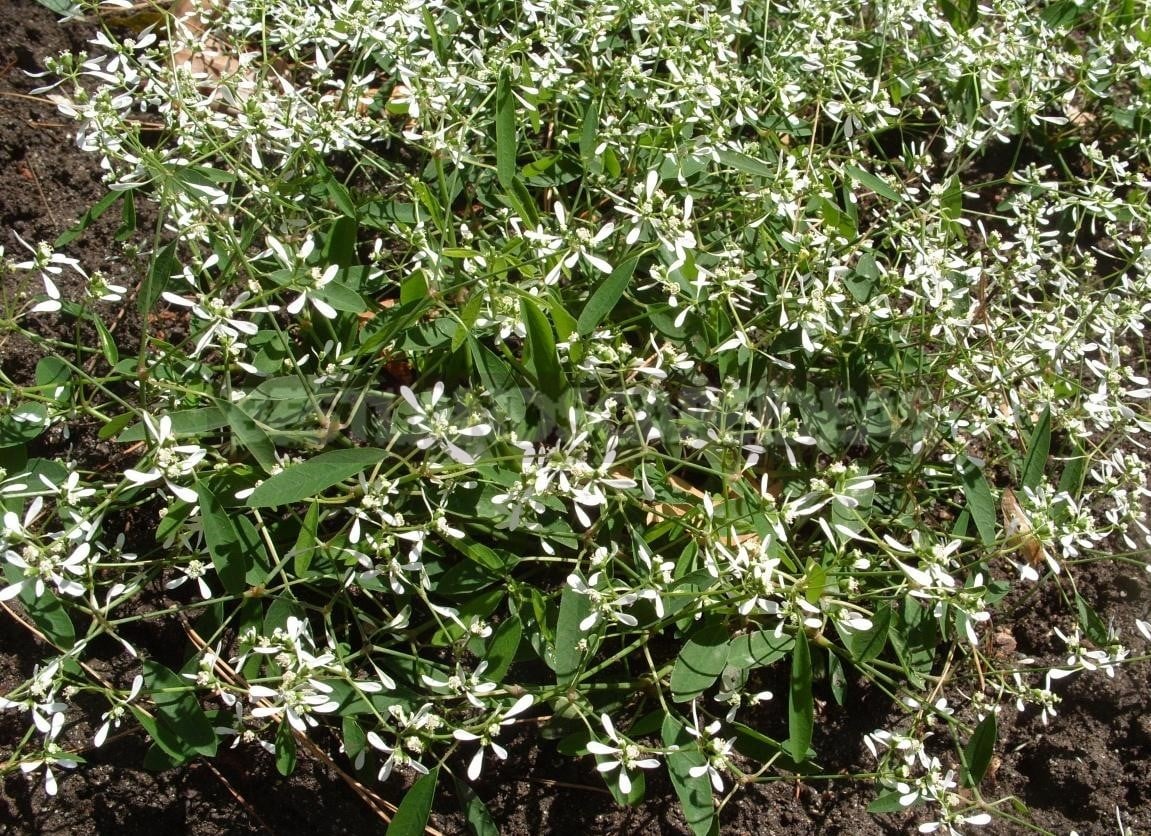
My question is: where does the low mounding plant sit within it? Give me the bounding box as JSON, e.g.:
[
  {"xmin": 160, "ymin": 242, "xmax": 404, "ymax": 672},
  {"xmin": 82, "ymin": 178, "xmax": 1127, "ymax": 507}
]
[{"xmin": 3, "ymin": 0, "xmax": 1150, "ymax": 831}]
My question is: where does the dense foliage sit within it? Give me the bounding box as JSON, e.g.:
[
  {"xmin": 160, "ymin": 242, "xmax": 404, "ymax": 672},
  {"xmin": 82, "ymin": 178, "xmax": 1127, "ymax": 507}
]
[{"xmin": 2, "ymin": 0, "xmax": 1151, "ymax": 832}]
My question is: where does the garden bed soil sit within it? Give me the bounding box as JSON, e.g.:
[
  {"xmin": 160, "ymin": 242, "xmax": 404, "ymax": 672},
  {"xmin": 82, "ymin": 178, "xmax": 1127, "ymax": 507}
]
[{"xmin": 3, "ymin": 2, "xmax": 1151, "ymax": 834}]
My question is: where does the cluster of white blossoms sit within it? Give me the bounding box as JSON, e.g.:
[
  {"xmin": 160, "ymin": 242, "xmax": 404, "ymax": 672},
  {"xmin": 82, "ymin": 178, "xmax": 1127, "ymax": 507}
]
[{"xmin": 0, "ymin": 0, "xmax": 1147, "ymax": 830}]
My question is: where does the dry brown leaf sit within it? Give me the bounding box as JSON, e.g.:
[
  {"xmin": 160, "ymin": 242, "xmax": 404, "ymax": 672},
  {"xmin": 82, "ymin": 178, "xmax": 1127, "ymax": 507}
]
[{"xmin": 1001, "ymin": 487, "xmax": 1049, "ymax": 567}]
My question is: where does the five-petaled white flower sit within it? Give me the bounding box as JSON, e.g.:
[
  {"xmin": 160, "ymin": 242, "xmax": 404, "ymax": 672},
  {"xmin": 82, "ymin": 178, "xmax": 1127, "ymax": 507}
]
[
  {"xmin": 399, "ymin": 381, "xmax": 492, "ymax": 465},
  {"xmin": 122, "ymin": 413, "xmax": 207, "ymax": 504},
  {"xmin": 452, "ymin": 693, "xmax": 534, "ymax": 780},
  {"xmin": 585, "ymin": 713, "xmax": 660, "ymax": 795}
]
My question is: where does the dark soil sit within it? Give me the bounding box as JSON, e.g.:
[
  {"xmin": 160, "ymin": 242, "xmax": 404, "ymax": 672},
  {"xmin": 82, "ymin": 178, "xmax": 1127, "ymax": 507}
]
[{"xmin": 2, "ymin": 2, "xmax": 1151, "ymax": 834}]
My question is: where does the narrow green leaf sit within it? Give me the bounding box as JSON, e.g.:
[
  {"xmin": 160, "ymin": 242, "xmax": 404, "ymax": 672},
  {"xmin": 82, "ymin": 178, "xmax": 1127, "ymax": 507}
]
[
  {"xmin": 223, "ymin": 403, "xmax": 278, "ymax": 474},
  {"xmin": 453, "ymin": 776, "xmax": 499, "ymax": 836},
  {"xmin": 246, "ymin": 448, "xmax": 388, "ymax": 507},
  {"xmin": 99, "ymin": 412, "xmax": 135, "ymax": 441},
  {"xmin": 962, "ymin": 713, "xmax": 997, "ymax": 787},
  {"xmin": 483, "ymin": 616, "xmax": 522, "ymax": 683},
  {"xmin": 889, "ymin": 597, "xmax": 938, "ymax": 687},
  {"xmin": 521, "ymin": 297, "xmax": 566, "ymax": 403},
  {"xmin": 495, "ymin": 69, "xmax": 517, "ymax": 191},
  {"xmin": 118, "ymin": 407, "xmax": 228, "ymax": 443},
  {"xmin": 275, "ymin": 720, "xmax": 298, "ymax": 776},
  {"xmin": 552, "ymin": 585, "xmax": 593, "ymax": 685},
  {"xmin": 786, "ymin": 630, "xmax": 813, "ymax": 762},
  {"xmin": 1058, "ymin": 439, "xmax": 1087, "ymax": 498},
  {"xmin": 140, "ymin": 660, "xmax": 218, "ymax": 760},
  {"xmin": 662, "ymin": 715, "xmax": 716, "ymax": 836},
  {"xmin": 292, "ymin": 500, "xmax": 320, "ymax": 577},
  {"xmin": 577, "ymin": 257, "xmax": 637, "ymax": 336},
  {"xmin": 386, "ymin": 765, "xmax": 439, "ymax": 836},
  {"xmin": 844, "ymin": 163, "xmax": 903, "ymax": 202},
  {"xmin": 670, "ymin": 619, "xmax": 730, "ymax": 703},
  {"xmin": 1021, "ymin": 406, "xmax": 1051, "ymax": 491},
  {"xmin": 7, "ymin": 567, "xmax": 74, "ymax": 648},
  {"xmin": 117, "ymin": 190, "xmax": 137, "ymax": 241},
  {"xmin": 579, "ymin": 99, "xmax": 600, "ymax": 167},
  {"xmin": 453, "ymin": 292, "xmax": 485, "ymax": 352},
  {"xmin": 54, "ymin": 189, "xmax": 121, "ymax": 248},
  {"xmin": 197, "ymin": 484, "xmax": 250, "ymax": 595},
  {"xmin": 716, "ymin": 148, "xmax": 774, "ymax": 178},
  {"xmin": 140, "ymin": 239, "xmax": 178, "ymax": 316},
  {"xmin": 89, "ymin": 312, "xmax": 119, "ymax": 367},
  {"xmin": 958, "ymin": 455, "xmax": 997, "ymax": 547},
  {"xmin": 828, "ymin": 651, "xmax": 848, "ymax": 705},
  {"xmin": 729, "ymin": 722, "xmax": 813, "ymax": 774},
  {"xmin": 867, "ymin": 789, "xmax": 909, "ymax": 813},
  {"xmin": 1075, "ymin": 594, "xmax": 1110, "ymax": 645}
]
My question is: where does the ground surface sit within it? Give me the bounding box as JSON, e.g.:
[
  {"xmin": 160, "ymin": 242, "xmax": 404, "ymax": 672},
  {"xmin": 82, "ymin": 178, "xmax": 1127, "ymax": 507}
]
[{"xmin": 2, "ymin": 2, "xmax": 1150, "ymax": 834}]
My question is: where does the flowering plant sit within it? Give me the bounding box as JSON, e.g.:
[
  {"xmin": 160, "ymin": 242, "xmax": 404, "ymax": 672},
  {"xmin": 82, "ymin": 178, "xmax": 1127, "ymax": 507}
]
[{"xmin": 2, "ymin": 0, "xmax": 1150, "ymax": 832}]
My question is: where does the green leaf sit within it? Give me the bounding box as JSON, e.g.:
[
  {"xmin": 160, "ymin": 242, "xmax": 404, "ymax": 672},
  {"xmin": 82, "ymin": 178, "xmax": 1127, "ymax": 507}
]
[
  {"xmin": 521, "ymin": 297, "xmax": 566, "ymax": 404},
  {"xmin": 89, "ymin": 312, "xmax": 120, "ymax": 367},
  {"xmin": 577, "ymin": 257, "xmax": 637, "ymax": 336},
  {"xmin": 579, "ymin": 99, "xmax": 600, "ymax": 167},
  {"xmin": 386, "ymin": 765, "xmax": 439, "ymax": 836},
  {"xmin": 35, "ymin": 356, "xmax": 71, "ymax": 402},
  {"xmin": 958, "ymin": 455, "xmax": 997, "ymax": 547},
  {"xmin": 55, "ymin": 189, "xmax": 121, "ymax": 248},
  {"xmin": 275, "ymin": 719, "xmax": 298, "ymax": 776},
  {"xmin": 844, "ymin": 163, "xmax": 903, "ymax": 202},
  {"xmin": 246, "ymin": 448, "xmax": 388, "ymax": 507},
  {"xmin": 552, "ymin": 585, "xmax": 593, "ymax": 685},
  {"xmin": 785, "ymin": 630, "xmax": 813, "ymax": 762},
  {"xmin": 316, "ymin": 279, "xmax": 367, "ymax": 313},
  {"xmin": 140, "ymin": 239, "xmax": 178, "ymax": 316},
  {"xmin": 890, "ymin": 597, "xmax": 938, "ymax": 686},
  {"xmin": 670, "ymin": 619, "xmax": 730, "ymax": 703},
  {"xmin": 716, "ymin": 148, "xmax": 774, "ymax": 178},
  {"xmin": 1021, "ymin": 406, "xmax": 1051, "ymax": 491},
  {"xmin": 495, "ymin": 69, "xmax": 517, "ymax": 191},
  {"xmin": 6, "ymin": 566, "xmax": 74, "ymax": 648},
  {"xmin": 223, "ymin": 403, "xmax": 278, "ymax": 474},
  {"xmin": 118, "ymin": 406, "xmax": 227, "ymax": 442},
  {"xmin": 0, "ymin": 403, "xmax": 48, "ymax": 447},
  {"xmin": 726, "ymin": 630, "xmax": 792, "ymax": 669},
  {"xmin": 1058, "ymin": 438, "xmax": 1088, "ymax": 498},
  {"xmin": 1075, "ymin": 594, "xmax": 1110, "ymax": 646},
  {"xmin": 292, "ymin": 500, "xmax": 320, "ymax": 577},
  {"xmin": 197, "ymin": 484, "xmax": 251, "ymax": 595},
  {"xmin": 484, "ymin": 616, "xmax": 522, "ymax": 683},
  {"xmin": 828, "ymin": 651, "xmax": 847, "ymax": 705},
  {"xmin": 962, "ymin": 713, "xmax": 997, "ymax": 787},
  {"xmin": 138, "ymin": 661, "xmax": 218, "ymax": 762},
  {"xmin": 867, "ymin": 789, "xmax": 910, "ymax": 813},
  {"xmin": 453, "ymin": 776, "xmax": 499, "ymax": 836},
  {"xmin": 662, "ymin": 714, "xmax": 716, "ymax": 836},
  {"xmin": 835, "ymin": 605, "xmax": 890, "ymax": 664},
  {"xmin": 99, "ymin": 412, "xmax": 135, "ymax": 441},
  {"xmin": 117, "ymin": 190, "xmax": 137, "ymax": 241},
  {"xmin": 729, "ymin": 722, "xmax": 814, "ymax": 774}
]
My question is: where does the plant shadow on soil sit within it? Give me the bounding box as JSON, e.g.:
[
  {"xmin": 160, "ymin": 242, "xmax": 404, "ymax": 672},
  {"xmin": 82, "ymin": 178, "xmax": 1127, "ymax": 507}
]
[{"xmin": 2, "ymin": 2, "xmax": 1151, "ymax": 834}]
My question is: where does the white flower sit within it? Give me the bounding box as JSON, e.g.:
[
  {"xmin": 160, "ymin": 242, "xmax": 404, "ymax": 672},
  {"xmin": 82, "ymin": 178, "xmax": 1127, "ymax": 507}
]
[
  {"xmin": 94, "ymin": 674, "xmax": 144, "ymax": 747},
  {"xmin": 585, "ymin": 713, "xmax": 660, "ymax": 795},
  {"xmin": 451, "ymin": 694, "xmax": 534, "ymax": 780},
  {"xmin": 122, "ymin": 413, "xmax": 206, "ymax": 504},
  {"xmin": 399, "ymin": 382, "xmax": 492, "ymax": 465}
]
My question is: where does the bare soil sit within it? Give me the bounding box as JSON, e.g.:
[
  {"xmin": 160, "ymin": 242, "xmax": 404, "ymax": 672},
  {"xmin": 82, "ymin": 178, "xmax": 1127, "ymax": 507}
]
[{"xmin": 2, "ymin": 2, "xmax": 1150, "ymax": 833}]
